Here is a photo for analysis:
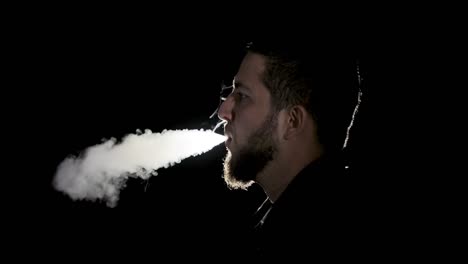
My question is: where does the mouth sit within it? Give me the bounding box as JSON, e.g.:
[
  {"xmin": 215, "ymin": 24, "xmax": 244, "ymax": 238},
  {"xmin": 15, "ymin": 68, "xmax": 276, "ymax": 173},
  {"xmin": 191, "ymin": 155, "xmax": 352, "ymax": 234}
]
[
  {"xmin": 224, "ymin": 125, "xmax": 233, "ymax": 149},
  {"xmin": 225, "ymin": 136, "xmax": 232, "ymax": 149}
]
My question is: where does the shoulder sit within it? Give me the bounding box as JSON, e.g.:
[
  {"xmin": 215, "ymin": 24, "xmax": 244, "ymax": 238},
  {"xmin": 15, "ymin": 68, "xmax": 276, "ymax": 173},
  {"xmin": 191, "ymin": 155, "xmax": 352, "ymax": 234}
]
[{"xmin": 259, "ymin": 157, "xmax": 353, "ymax": 229}]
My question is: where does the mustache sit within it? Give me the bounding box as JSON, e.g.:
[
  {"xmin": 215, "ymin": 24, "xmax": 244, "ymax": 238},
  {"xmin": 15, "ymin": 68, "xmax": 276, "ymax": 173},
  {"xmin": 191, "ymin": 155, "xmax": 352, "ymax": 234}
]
[
  {"xmin": 224, "ymin": 124, "xmax": 233, "ymax": 138},
  {"xmin": 212, "ymin": 120, "xmax": 227, "ymax": 134}
]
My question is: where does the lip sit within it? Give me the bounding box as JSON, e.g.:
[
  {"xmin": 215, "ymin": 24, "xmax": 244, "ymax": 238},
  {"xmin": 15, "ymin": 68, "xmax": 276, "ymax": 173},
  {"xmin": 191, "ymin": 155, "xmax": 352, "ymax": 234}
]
[
  {"xmin": 225, "ymin": 137, "xmax": 232, "ymax": 149},
  {"xmin": 224, "ymin": 125, "xmax": 233, "ymax": 149}
]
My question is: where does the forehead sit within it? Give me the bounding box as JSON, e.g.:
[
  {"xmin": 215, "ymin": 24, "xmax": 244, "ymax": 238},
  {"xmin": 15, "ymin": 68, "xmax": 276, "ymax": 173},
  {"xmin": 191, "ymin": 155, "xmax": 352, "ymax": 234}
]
[{"xmin": 234, "ymin": 52, "xmax": 267, "ymax": 90}]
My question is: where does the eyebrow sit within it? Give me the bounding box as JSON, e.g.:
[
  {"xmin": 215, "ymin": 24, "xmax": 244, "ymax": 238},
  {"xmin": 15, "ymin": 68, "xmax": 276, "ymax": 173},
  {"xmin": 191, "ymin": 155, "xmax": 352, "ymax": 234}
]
[{"xmin": 233, "ymin": 80, "xmax": 251, "ymax": 91}]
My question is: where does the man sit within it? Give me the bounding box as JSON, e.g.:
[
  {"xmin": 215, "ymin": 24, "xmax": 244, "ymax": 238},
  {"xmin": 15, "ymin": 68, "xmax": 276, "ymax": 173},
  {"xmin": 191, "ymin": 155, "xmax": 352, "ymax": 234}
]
[{"xmin": 217, "ymin": 39, "xmax": 363, "ymax": 259}]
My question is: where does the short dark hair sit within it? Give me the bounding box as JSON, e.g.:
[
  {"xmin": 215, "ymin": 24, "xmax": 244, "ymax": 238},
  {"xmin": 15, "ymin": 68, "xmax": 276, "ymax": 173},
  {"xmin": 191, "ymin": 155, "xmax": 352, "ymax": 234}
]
[{"xmin": 246, "ymin": 38, "xmax": 360, "ymax": 153}]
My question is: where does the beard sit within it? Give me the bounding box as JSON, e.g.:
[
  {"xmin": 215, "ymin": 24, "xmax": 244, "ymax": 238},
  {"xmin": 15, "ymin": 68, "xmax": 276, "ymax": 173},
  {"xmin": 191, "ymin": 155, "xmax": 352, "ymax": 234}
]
[{"xmin": 223, "ymin": 113, "xmax": 278, "ymax": 190}]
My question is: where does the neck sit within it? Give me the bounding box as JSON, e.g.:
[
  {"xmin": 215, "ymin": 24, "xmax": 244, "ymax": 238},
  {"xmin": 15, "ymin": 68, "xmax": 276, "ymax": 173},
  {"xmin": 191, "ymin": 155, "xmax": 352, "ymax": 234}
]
[{"xmin": 256, "ymin": 144, "xmax": 324, "ymax": 203}]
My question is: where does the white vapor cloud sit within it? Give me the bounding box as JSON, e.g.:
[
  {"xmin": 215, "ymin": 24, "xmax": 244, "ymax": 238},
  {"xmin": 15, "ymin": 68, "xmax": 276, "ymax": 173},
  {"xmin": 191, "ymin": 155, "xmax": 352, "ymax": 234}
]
[{"xmin": 53, "ymin": 129, "xmax": 226, "ymax": 207}]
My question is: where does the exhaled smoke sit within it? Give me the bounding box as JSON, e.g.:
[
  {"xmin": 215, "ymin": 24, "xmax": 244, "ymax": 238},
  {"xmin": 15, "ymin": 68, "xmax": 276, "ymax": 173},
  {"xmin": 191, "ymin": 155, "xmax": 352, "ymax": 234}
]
[{"xmin": 53, "ymin": 129, "xmax": 226, "ymax": 207}]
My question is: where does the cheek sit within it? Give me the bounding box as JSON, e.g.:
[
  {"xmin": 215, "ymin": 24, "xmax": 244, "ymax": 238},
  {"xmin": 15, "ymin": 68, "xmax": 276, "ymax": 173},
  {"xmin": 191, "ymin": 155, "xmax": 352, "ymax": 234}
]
[
  {"xmin": 232, "ymin": 124, "xmax": 249, "ymax": 146},
  {"xmin": 234, "ymin": 107, "xmax": 268, "ymax": 141},
  {"xmin": 275, "ymin": 110, "xmax": 289, "ymax": 140}
]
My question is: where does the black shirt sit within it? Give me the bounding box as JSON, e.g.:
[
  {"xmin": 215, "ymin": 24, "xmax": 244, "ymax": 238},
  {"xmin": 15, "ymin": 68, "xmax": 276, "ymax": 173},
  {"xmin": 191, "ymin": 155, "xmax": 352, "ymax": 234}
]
[{"xmin": 249, "ymin": 154, "xmax": 362, "ymax": 260}]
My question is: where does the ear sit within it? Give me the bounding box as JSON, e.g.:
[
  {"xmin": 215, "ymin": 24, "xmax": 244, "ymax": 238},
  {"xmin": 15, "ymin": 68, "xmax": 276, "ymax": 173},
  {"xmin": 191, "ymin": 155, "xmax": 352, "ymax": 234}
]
[{"xmin": 283, "ymin": 105, "xmax": 308, "ymax": 140}]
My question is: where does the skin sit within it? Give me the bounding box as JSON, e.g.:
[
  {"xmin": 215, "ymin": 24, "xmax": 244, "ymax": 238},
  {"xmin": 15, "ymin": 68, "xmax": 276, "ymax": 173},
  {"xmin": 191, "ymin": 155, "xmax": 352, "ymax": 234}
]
[{"xmin": 218, "ymin": 51, "xmax": 324, "ymax": 202}]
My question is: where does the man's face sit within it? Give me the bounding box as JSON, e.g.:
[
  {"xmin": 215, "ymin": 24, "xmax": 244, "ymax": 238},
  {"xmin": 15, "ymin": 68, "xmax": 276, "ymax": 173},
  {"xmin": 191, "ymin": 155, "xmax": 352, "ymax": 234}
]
[{"xmin": 218, "ymin": 52, "xmax": 278, "ymax": 189}]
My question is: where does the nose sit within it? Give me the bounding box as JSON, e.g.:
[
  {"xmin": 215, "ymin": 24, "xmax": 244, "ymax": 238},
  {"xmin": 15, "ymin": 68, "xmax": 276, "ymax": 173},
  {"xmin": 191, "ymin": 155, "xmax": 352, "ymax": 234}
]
[{"xmin": 217, "ymin": 96, "xmax": 234, "ymax": 122}]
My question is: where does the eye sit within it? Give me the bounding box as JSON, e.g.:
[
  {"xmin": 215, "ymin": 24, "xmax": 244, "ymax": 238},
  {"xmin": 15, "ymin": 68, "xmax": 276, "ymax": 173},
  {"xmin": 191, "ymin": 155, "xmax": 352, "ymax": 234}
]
[
  {"xmin": 236, "ymin": 91, "xmax": 247, "ymax": 99},
  {"xmin": 233, "ymin": 91, "xmax": 248, "ymax": 102}
]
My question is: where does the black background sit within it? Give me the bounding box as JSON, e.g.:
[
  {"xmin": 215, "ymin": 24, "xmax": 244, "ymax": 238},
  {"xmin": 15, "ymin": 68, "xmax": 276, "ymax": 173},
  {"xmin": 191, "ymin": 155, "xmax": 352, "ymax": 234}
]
[
  {"xmin": 5, "ymin": 9, "xmax": 438, "ymax": 260},
  {"xmin": 7, "ymin": 13, "xmax": 274, "ymax": 259}
]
